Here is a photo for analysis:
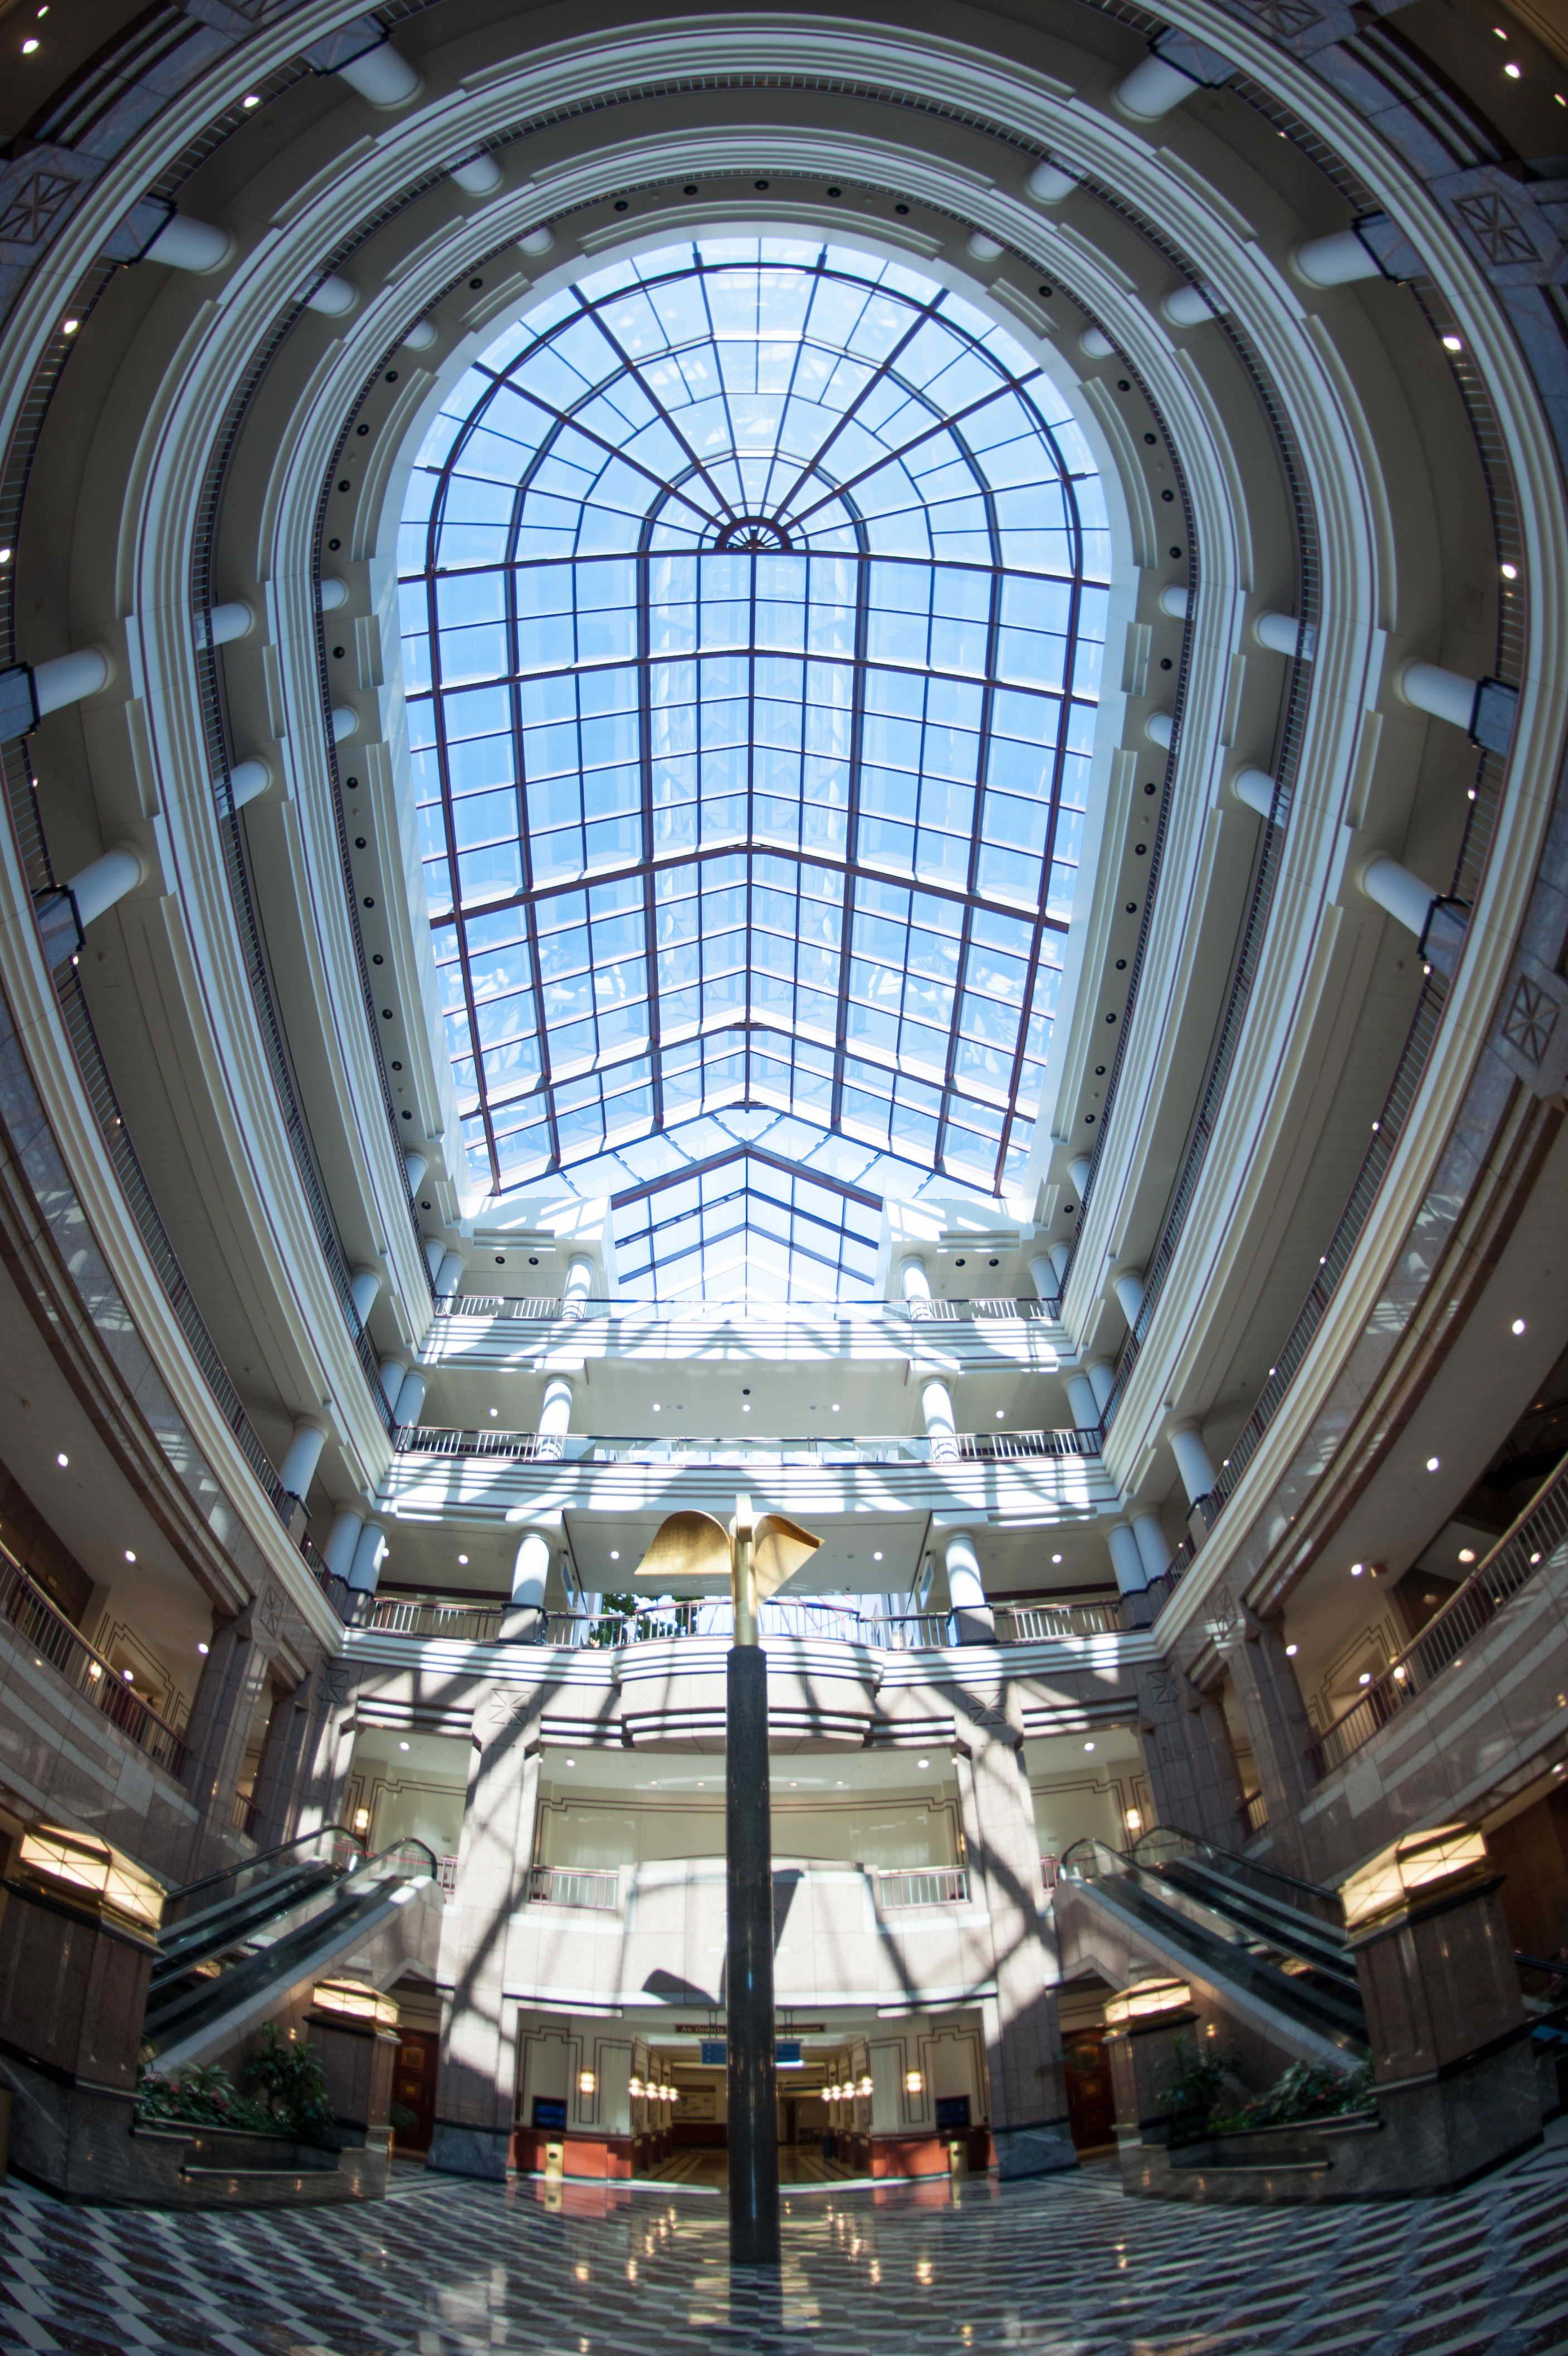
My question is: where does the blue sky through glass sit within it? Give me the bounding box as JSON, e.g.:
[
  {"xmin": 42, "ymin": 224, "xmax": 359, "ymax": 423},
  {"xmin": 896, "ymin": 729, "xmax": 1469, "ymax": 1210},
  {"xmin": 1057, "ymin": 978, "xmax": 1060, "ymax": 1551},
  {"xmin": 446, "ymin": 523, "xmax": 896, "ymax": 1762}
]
[{"xmin": 399, "ymin": 238, "xmax": 1108, "ymax": 1223}]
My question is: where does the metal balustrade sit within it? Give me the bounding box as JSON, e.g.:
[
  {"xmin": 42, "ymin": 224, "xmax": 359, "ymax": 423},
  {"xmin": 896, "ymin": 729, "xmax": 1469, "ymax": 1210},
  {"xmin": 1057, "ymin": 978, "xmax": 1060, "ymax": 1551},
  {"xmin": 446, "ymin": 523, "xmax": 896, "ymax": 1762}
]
[
  {"xmin": 872, "ymin": 1866, "xmax": 969, "ymax": 1909},
  {"xmin": 392, "ymin": 1424, "xmax": 1100, "ymax": 1468},
  {"xmin": 0, "ymin": 1547, "xmax": 190, "ymax": 1780},
  {"xmin": 358, "ymin": 1593, "xmax": 1125, "ymax": 1651},
  {"xmin": 527, "ymin": 1865, "xmax": 620, "ymax": 1912},
  {"xmin": 1307, "ymin": 1454, "xmax": 1568, "ymax": 1782},
  {"xmin": 429, "ymin": 1293, "xmax": 1059, "ymax": 1324},
  {"xmin": 1241, "ymin": 1790, "xmax": 1269, "ymax": 1837}
]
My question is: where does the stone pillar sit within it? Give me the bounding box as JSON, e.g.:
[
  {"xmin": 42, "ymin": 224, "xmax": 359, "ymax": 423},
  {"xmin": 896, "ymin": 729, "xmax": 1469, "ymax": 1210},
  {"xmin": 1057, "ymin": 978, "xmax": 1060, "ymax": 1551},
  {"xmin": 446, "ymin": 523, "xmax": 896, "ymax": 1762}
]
[
  {"xmin": 951, "ymin": 1705, "xmax": 1076, "ymax": 2177},
  {"xmin": 502, "ymin": 1528, "xmax": 551, "ymax": 1641},
  {"xmin": 1346, "ymin": 1832, "xmax": 1542, "ymax": 2189},
  {"xmin": 535, "ymin": 1374, "xmax": 573, "ymax": 1460},
  {"xmin": 178, "ymin": 1601, "xmax": 271, "ymax": 1874},
  {"xmin": 942, "ymin": 1529, "xmax": 993, "ymax": 1646},
  {"xmin": 294, "ymin": 1664, "xmax": 356, "ymax": 1839},
  {"xmin": 1223, "ymin": 1606, "xmax": 1321, "ymax": 1876},
  {"xmin": 429, "ymin": 1693, "xmax": 544, "ymax": 2179},
  {"xmin": 1176, "ymin": 1671, "xmax": 1248, "ymax": 1851},
  {"xmin": 245, "ymin": 1671, "xmax": 315, "ymax": 1851}
]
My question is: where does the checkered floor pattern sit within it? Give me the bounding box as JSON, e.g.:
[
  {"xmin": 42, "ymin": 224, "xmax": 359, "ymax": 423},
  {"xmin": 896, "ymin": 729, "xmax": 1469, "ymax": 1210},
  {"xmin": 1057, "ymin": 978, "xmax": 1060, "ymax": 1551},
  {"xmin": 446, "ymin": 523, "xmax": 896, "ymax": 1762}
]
[{"xmin": 3, "ymin": 2124, "xmax": 1566, "ymax": 2355}]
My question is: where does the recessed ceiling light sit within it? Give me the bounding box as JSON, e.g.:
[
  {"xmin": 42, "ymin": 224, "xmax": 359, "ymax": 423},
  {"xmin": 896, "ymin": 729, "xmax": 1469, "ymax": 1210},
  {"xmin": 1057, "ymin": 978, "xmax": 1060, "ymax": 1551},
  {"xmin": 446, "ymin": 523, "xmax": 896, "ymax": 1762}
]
[
  {"xmin": 917, "ymin": 1758, "xmax": 929, "ymax": 1769},
  {"xmin": 242, "ymin": 91, "xmax": 260, "ymax": 106},
  {"xmin": 652, "ymin": 1402, "xmax": 661, "ymax": 1412},
  {"xmin": 1351, "ymin": 1562, "xmax": 1364, "ymax": 1577},
  {"xmin": 125, "ymin": 1550, "xmax": 136, "ymax": 1563},
  {"xmin": 399, "ymin": 1739, "xmax": 411, "ymax": 1751},
  {"xmin": 995, "ymin": 1409, "xmax": 1005, "ymax": 1420},
  {"xmin": 831, "ymin": 1402, "xmax": 840, "ymax": 1412},
  {"xmin": 1052, "ymin": 1552, "xmax": 1063, "ymax": 1564},
  {"xmin": 873, "ymin": 1550, "xmax": 883, "ymax": 1561},
  {"xmin": 610, "ymin": 1549, "xmax": 620, "ymax": 1560},
  {"xmin": 1285, "ymin": 1643, "xmax": 1298, "ymax": 1656},
  {"xmin": 1083, "ymin": 1740, "xmax": 1095, "ymax": 1752},
  {"xmin": 1359, "ymin": 1673, "xmax": 1372, "ymax": 1685},
  {"xmin": 56, "ymin": 1452, "xmax": 67, "ymax": 1467},
  {"xmin": 1512, "ymin": 1317, "xmax": 1526, "ymax": 1334},
  {"xmin": 1426, "ymin": 1456, "xmax": 1440, "ymax": 1472},
  {"xmin": 1459, "ymin": 1548, "xmax": 1476, "ymax": 1563},
  {"xmin": 566, "ymin": 1758, "xmax": 575, "ymax": 1767},
  {"xmin": 1442, "ymin": 333, "xmax": 1463, "ymax": 353},
  {"xmin": 457, "ymin": 1553, "xmax": 468, "ymax": 1564},
  {"xmin": 123, "ymin": 1669, "xmax": 134, "ymax": 1682},
  {"xmin": 197, "ymin": 1641, "xmax": 209, "ymax": 1655}
]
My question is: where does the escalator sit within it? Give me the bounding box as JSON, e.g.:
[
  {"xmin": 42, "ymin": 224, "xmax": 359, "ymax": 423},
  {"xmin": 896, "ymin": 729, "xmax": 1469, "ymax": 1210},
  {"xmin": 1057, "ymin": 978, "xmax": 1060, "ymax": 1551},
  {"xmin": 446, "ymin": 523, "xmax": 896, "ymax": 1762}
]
[
  {"xmin": 1054, "ymin": 1826, "xmax": 1366, "ymax": 2059},
  {"xmin": 145, "ymin": 1830, "xmax": 439, "ymax": 2072}
]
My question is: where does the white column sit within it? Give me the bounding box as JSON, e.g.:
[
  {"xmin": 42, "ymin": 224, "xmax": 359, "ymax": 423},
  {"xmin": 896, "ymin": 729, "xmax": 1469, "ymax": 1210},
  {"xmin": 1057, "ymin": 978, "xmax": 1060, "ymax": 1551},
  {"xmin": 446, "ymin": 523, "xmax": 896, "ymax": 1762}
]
[
  {"xmin": 1254, "ymin": 611, "xmax": 1317, "ymax": 659},
  {"xmin": 510, "ymin": 1530, "xmax": 552, "ymax": 1608},
  {"xmin": 1112, "ymin": 1267, "xmax": 1146, "ymax": 1327},
  {"xmin": 228, "ymin": 758, "xmax": 270, "ymax": 808},
  {"xmin": 348, "ymin": 1521, "xmax": 387, "ymax": 1592},
  {"xmin": 1169, "ymin": 1421, "xmax": 1218, "ymax": 1504},
  {"xmin": 1025, "ymin": 159, "xmax": 1076, "ymax": 204},
  {"xmin": 403, "ymin": 1150, "xmax": 428, "ymax": 1193},
  {"xmin": 1028, "ymin": 1252, "xmax": 1058, "ymax": 1304},
  {"xmin": 1067, "ymin": 1155, "xmax": 1092, "ymax": 1196},
  {"xmin": 1107, "ymin": 1522, "xmax": 1148, "ymax": 1597},
  {"xmin": 451, "ymin": 153, "xmax": 502, "ymax": 195},
  {"xmin": 144, "ymin": 214, "xmax": 233, "ymax": 273},
  {"xmin": 1293, "ymin": 231, "xmax": 1380, "ymax": 288},
  {"xmin": 943, "ymin": 1530, "xmax": 993, "ymax": 1644},
  {"xmin": 304, "ymin": 277, "xmax": 357, "ymax": 319},
  {"xmin": 1360, "ymin": 853, "xmax": 1437, "ymax": 940},
  {"xmin": 536, "ymin": 1375, "xmax": 573, "ymax": 1460},
  {"xmin": 197, "ymin": 600, "xmax": 252, "ymax": 648},
  {"xmin": 1132, "ymin": 1509, "xmax": 1171, "ymax": 1582},
  {"xmin": 395, "ymin": 1370, "xmax": 427, "ymax": 1428},
  {"xmin": 1232, "ymin": 767, "xmax": 1277, "ymax": 819},
  {"xmin": 66, "ymin": 844, "xmax": 146, "ymax": 928},
  {"xmin": 561, "ymin": 1255, "xmax": 594, "ymax": 1317},
  {"xmin": 1066, "ymin": 1373, "xmax": 1101, "ymax": 1432},
  {"xmin": 1146, "ymin": 711, "xmax": 1175, "ymax": 748},
  {"xmin": 320, "ymin": 578, "xmax": 349, "ymax": 613},
  {"xmin": 1398, "ymin": 660, "xmax": 1477, "ymax": 731},
  {"xmin": 1159, "ymin": 586, "xmax": 1189, "ymax": 620},
  {"xmin": 378, "ymin": 1357, "xmax": 407, "ymax": 1418},
  {"xmin": 323, "ymin": 1506, "xmax": 365, "ymax": 1580},
  {"xmin": 278, "ymin": 1420, "xmax": 326, "ymax": 1498},
  {"xmin": 330, "ymin": 701, "xmax": 359, "ymax": 740},
  {"xmin": 898, "ymin": 1254, "xmax": 932, "ymax": 1316},
  {"xmin": 1087, "ymin": 1360, "xmax": 1115, "ymax": 1413},
  {"xmin": 1048, "ymin": 1242, "xmax": 1072, "ymax": 1287},
  {"xmin": 1116, "ymin": 52, "xmax": 1200, "ymax": 119},
  {"xmin": 336, "ymin": 39, "xmax": 421, "ymax": 105},
  {"xmin": 349, "ymin": 1265, "xmax": 382, "ymax": 1322},
  {"xmin": 434, "ymin": 1250, "xmax": 465, "ymax": 1297},
  {"xmin": 424, "ymin": 1239, "xmax": 446, "ymax": 1280},
  {"xmin": 921, "ymin": 1377, "xmax": 959, "ymax": 1463},
  {"xmin": 32, "ymin": 647, "xmax": 112, "ymax": 715}
]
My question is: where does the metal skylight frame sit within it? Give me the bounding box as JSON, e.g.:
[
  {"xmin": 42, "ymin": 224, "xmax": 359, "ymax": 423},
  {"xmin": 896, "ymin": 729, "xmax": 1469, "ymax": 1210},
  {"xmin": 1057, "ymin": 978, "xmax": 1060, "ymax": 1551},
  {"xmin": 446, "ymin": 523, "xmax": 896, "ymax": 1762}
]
[{"xmin": 399, "ymin": 239, "xmax": 1107, "ymax": 1204}]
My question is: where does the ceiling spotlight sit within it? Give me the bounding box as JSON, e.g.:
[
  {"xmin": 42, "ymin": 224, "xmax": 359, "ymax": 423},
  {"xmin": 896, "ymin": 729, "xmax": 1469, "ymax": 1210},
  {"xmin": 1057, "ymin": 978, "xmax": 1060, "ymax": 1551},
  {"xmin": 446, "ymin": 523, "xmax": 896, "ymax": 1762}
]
[
  {"xmin": 399, "ymin": 1739, "xmax": 411, "ymax": 1751},
  {"xmin": 831, "ymin": 1402, "xmax": 840, "ymax": 1412},
  {"xmin": 197, "ymin": 1641, "xmax": 209, "ymax": 1655},
  {"xmin": 125, "ymin": 1550, "xmax": 136, "ymax": 1563},
  {"xmin": 1351, "ymin": 1562, "xmax": 1364, "ymax": 1577},
  {"xmin": 873, "ymin": 1550, "xmax": 883, "ymax": 1561},
  {"xmin": 1284, "ymin": 1643, "xmax": 1298, "ymax": 1656},
  {"xmin": 917, "ymin": 1758, "xmax": 929, "ymax": 1770},
  {"xmin": 1442, "ymin": 333, "xmax": 1463, "ymax": 353},
  {"xmin": 242, "ymin": 92, "xmax": 260, "ymax": 106},
  {"xmin": 457, "ymin": 1553, "xmax": 468, "ymax": 1565},
  {"xmin": 1083, "ymin": 1740, "xmax": 1095, "ymax": 1752},
  {"xmin": 610, "ymin": 1549, "xmax": 620, "ymax": 1560},
  {"xmin": 1459, "ymin": 1548, "xmax": 1476, "ymax": 1563},
  {"xmin": 1426, "ymin": 1456, "xmax": 1440, "ymax": 1472},
  {"xmin": 1512, "ymin": 1317, "xmax": 1526, "ymax": 1334},
  {"xmin": 56, "ymin": 1451, "xmax": 68, "ymax": 1467}
]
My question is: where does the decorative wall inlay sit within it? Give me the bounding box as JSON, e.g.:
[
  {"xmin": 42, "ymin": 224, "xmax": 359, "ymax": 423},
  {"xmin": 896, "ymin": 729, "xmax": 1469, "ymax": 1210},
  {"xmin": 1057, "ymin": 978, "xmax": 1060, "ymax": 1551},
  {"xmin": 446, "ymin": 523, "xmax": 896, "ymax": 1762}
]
[{"xmin": 1497, "ymin": 956, "xmax": 1568, "ymax": 1099}]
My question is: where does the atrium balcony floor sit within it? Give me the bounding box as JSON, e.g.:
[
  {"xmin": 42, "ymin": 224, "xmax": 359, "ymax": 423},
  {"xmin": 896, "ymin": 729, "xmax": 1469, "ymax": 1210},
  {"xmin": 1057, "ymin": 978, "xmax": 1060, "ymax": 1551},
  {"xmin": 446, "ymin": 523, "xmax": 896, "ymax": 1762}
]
[{"xmin": 3, "ymin": 2115, "xmax": 1565, "ymax": 2353}]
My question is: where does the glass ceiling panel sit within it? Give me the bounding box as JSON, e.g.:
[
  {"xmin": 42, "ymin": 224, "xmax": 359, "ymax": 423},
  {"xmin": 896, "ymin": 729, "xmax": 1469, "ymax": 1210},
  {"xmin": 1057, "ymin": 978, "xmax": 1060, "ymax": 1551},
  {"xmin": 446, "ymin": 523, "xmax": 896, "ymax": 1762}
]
[{"xmin": 399, "ymin": 238, "xmax": 1108, "ymax": 1210}]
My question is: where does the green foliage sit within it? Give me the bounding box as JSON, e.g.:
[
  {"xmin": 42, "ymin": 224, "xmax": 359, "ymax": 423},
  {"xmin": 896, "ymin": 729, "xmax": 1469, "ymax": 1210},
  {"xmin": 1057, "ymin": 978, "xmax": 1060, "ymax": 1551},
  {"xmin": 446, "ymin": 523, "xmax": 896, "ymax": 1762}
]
[
  {"xmin": 1218, "ymin": 2055, "xmax": 1376, "ymax": 2132},
  {"xmin": 241, "ymin": 2022, "xmax": 338, "ymax": 2144},
  {"xmin": 1157, "ymin": 2035, "xmax": 1234, "ymax": 2140},
  {"xmin": 135, "ymin": 2057, "xmax": 273, "ymax": 2133},
  {"xmin": 389, "ymin": 2100, "xmax": 419, "ymax": 2135}
]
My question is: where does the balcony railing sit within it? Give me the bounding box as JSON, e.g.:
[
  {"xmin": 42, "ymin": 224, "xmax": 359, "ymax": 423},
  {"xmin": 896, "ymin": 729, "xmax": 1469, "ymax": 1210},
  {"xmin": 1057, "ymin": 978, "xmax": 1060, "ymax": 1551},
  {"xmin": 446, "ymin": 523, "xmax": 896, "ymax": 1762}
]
[
  {"xmin": 430, "ymin": 1293, "xmax": 1059, "ymax": 1325},
  {"xmin": 527, "ymin": 1865, "xmax": 620, "ymax": 1911},
  {"xmin": 393, "ymin": 1425, "xmax": 1100, "ymax": 1468},
  {"xmin": 872, "ymin": 1866, "xmax": 969, "ymax": 1909},
  {"xmin": 356, "ymin": 1595, "xmax": 1128, "ymax": 1650},
  {"xmin": 1241, "ymin": 1790, "xmax": 1269, "ymax": 1836},
  {"xmin": 1307, "ymin": 1453, "xmax": 1568, "ymax": 1782},
  {"xmin": 0, "ymin": 1547, "xmax": 190, "ymax": 1780}
]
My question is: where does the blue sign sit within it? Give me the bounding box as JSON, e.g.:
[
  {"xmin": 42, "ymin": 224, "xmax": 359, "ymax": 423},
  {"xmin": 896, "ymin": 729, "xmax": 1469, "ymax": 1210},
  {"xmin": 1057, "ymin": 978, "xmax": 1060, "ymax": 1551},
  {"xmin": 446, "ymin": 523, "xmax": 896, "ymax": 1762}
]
[
  {"xmin": 776, "ymin": 2040, "xmax": 802, "ymax": 2067},
  {"xmin": 700, "ymin": 2040, "xmax": 726, "ymax": 2065}
]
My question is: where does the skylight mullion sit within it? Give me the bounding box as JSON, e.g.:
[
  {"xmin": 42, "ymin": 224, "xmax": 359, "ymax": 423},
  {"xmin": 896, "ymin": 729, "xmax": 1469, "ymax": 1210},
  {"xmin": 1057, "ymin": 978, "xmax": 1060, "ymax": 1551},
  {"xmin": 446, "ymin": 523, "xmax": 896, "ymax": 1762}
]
[
  {"xmin": 585, "ymin": 280, "xmax": 741, "ymax": 532},
  {"xmin": 506, "ymin": 634, "xmax": 561, "ymax": 1174},
  {"xmin": 786, "ymin": 374, "xmax": 1042, "ymax": 540},
  {"xmin": 429, "ymin": 592, "xmax": 504, "ymax": 1197},
  {"xmin": 768, "ymin": 274, "xmax": 943, "ymax": 524},
  {"xmin": 828, "ymin": 523, "xmax": 872, "ymax": 1140}
]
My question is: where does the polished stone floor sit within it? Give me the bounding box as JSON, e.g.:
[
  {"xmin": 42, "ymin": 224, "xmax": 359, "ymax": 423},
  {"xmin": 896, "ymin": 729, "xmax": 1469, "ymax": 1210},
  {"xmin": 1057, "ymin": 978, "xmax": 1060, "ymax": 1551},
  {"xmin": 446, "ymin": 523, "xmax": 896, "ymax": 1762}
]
[{"xmin": 2, "ymin": 2123, "xmax": 1566, "ymax": 2356}]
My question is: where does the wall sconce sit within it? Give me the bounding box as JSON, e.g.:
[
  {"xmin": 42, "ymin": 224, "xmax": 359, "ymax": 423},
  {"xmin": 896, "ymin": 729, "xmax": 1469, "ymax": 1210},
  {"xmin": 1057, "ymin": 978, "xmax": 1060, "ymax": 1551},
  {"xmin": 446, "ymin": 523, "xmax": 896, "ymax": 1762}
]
[
  {"xmin": 1125, "ymin": 1808, "xmax": 1142, "ymax": 1831},
  {"xmin": 353, "ymin": 1807, "xmax": 370, "ymax": 1832},
  {"xmin": 578, "ymin": 2070, "xmax": 596, "ymax": 2095},
  {"xmin": 858, "ymin": 2074, "xmax": 873, "ymax": 2097},
  {"xmin": 628, "ymin": 2075, "xmax": 643, "ymax": 2098},
  {"xmin": 904, "ymin": 2069, "xmax": 924, "ymax": 2095}
]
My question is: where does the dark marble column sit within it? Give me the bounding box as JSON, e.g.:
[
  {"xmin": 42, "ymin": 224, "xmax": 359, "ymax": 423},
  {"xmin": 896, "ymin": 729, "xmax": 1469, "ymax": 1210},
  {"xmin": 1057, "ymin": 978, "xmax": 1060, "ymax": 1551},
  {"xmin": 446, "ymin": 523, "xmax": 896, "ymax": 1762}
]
[
  {"xmin": 1224, "ymin": 1606, "xmax": 1321, "ymax": 1876},
  {"xmin": 726, "ymin": 1640, "xmax": 779, "ymax": 2265}
]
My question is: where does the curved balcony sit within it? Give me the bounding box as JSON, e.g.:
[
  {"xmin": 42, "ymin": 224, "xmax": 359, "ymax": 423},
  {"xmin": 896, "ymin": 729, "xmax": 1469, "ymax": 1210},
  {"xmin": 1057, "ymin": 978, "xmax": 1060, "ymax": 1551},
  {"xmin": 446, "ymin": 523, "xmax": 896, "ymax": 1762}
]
[{"xmin": 392, "ymin": 1424, "xmax": 1098, "ymax": 1468}]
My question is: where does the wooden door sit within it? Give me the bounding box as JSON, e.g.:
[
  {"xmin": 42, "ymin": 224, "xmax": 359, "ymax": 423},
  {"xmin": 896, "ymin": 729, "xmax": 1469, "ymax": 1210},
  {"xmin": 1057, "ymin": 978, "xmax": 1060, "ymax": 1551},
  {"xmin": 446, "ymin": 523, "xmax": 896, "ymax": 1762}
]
[
  {"xmin": 392, "ymin": 2028, "xmax": 439, "ymax": 2152},
  {"xmin": 1063, "ymin": 2030, "xmax": 1116, "ymax": 2153}
]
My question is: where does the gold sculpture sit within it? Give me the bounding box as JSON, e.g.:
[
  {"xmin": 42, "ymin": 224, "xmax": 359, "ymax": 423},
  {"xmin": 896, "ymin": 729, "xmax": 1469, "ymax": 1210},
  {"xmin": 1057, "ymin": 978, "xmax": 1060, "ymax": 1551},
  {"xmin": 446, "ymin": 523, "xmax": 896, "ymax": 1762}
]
[{"xmin": 634, "ymin": 1493, "xmax": 821, "ymax": 1644}]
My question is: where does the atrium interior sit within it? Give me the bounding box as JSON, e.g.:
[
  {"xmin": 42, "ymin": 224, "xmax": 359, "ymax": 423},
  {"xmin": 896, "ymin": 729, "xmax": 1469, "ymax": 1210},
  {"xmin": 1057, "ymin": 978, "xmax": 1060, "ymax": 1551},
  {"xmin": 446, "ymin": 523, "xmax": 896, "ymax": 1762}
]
[{"xmin": 2, "ymin": 0, "xmax": 1568, "ymax": 2347}]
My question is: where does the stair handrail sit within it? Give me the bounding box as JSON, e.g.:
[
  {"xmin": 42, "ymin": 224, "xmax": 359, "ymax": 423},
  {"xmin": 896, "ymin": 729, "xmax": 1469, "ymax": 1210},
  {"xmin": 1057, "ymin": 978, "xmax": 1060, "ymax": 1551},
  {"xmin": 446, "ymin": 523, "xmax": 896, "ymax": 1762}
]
[{"xmin": 163, "ymin": 1823, "xmax": 365, "ymax": 1913}]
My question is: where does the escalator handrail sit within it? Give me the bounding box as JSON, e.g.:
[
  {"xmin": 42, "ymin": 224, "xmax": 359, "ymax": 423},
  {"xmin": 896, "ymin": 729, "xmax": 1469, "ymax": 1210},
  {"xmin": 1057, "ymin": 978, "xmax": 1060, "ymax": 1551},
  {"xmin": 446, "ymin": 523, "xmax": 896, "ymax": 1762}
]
[
  {"xmin": 1058, "ymin": 1836, "xmax": 1359, "ymax": 1995},
  {"xmin": 164, "ymin": 1824, "xmax": 365, "ymax": 1909},
  {"xmin": 1157, "ymin": 1863, "xmax": 1357, "ymax": 1980},
  {"xmin": 1130, "ymin": 1825, "xmax": 1344, "ymax": 1918}
]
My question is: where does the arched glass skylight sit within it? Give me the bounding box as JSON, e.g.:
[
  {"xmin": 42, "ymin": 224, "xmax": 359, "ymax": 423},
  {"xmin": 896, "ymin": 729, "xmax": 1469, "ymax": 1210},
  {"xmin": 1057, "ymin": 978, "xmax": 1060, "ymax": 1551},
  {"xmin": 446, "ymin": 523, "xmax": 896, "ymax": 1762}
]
[{"xmin": 398, "ymin": 238, "xmax": 1109, "ymax": 1210}]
